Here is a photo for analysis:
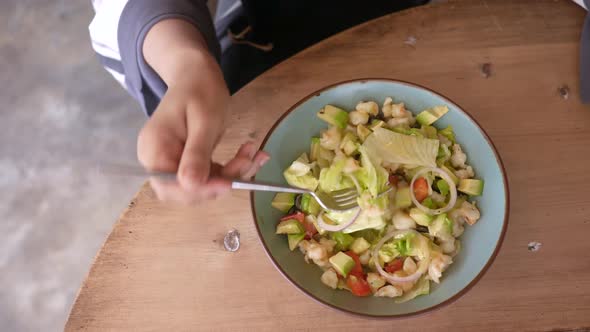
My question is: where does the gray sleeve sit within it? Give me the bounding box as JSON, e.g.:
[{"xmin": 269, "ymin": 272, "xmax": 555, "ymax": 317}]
[{"xmin": 117, "ymin": 0, "xmax": 220, "ymax": 116}]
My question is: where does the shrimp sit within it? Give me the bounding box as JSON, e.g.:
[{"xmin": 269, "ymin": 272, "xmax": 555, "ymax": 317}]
[
  {"xmin": 367, "ymin": 272, "xmax": 386, "ymax": 292},
  {"xmin": 454, "ymin": 165, "xmax": 474, "ymax": 180},
  {"xmin": 375, "ymin": 285, "xmax": 403, "ymax": 298},
  {"xmin": 428, "ymin": 252, "xmax": 453, "ymax": 284},
  {"xmin": 321, "ymin": 269, "xmax": 339, "ymax": 289},
  {"xmin": 382, "ymin": 97, "xmax": 394, "ymax": 118},
  {"xmin": 320, "ymin": 126, "xmax": 342, "ymax": 151},
  {"xmin": 349, "ymin": 110, "xmax": 369, "ymax": 125},
  {"xmin": 450, "ymin": 144, "xmax": 467, "ymax": 169},
  {"xmin": 392, "ymin": 211, "xmax": 417, "ymax": 230},
  {"xmin": 449, "ymin": 201, "xmax": 481, "ymax": 226},
  {"xmin": 356, "ymin": 101, "xmax": 379, "ymax": 116}
]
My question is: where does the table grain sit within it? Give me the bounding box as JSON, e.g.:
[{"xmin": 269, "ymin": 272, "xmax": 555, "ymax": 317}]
[{"xmin": 66, "ymin": 1, "xmax": 590, "ymax": 330}]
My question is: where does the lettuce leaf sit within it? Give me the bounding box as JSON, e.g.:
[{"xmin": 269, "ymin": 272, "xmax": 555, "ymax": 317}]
[
  {"xmin": 284, "ymin": 172, "xmax": 318, "ymax": 191},
  {"xmin": 378, "ymin": 232, "xmax": 415, "ymax": 260},
  {"xmin": 436, "ymin": 179, "xmax": 450, "ymax": 196},
  {"xmin": 438, "ymin": 126, "xmax": 456, "ymax": 144},
  {"xmin": 421, "ymin": 125, "xmax": 438, "ymax": 139},
  {"xmin": 395, "ymin": 276, "xmax": 430, "ymax": 303},
  {"xmin": 318, "ymin": 159, "xmax": 353, "ymax": 192},
  {"xmin": 363, "ymin": 128, "xmax": 439, "ymax": 168},
  {"xmin": 283, "ymin": 153, "xmax": 318, "ymax": 191},
  {"xmin": 354, "ymin": 146, "xmax": 389, "ymax": 197},
  {"xmin": 325, "ymin": 209, "xmax": 386, "ymax": 234}
]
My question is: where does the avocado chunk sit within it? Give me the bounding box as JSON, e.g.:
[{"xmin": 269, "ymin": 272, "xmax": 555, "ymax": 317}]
[
  {"xmin": 416, "ymin": 106, "xmax": 449, "ymax": 126},
  {"xmin": 350, "ymin": 237, "xmax": 371, "ymax": 254},
  {"xmin": 369, "ymin": 119, "xmax": 385, "ymax": 131},
  {"xmin": 421, "ymin": 197, "xmax": 437, "ymax": 209},
  {"xmin": 309, "ymin": 137, "xmax": 321, "ymax": 162},
  {"xmin": 428, "ymin": 213, "xmax": 453, "ymax": 242},
  {"xmin": 356, "ymin": 124, "xmax": 372, "ymax": 141},
  {"xmin": 331, "ymin": 231, "xmax": 355, "ymax": 251},
  {"xmin": 271, "ymin": 193, "xmax": 295, "ymax": 213},
  {"xmin": 300, "ymin": 193, "xmax": 321, "ymax": 216},
  {"xmin": 307, "ymin": 215, "xmax": 326, "ymax": 235},
  {"xmin": 329, "ymin": 252, "xmax": 355, "ymax": 277},
  {"xmin": 339, "ymin": 132, "xmax": 359, "ymax": 156},
  {"xmin": 458, "ymin": 179, "xmax": 484, "ymax": 196},
  {"xmin": 276, "ymin": 219, "xmax": 304, "ymax": 235},
  {"xmin": 409, "ymin": 207, "xmax": 433, "ymax": 226},
  {"xmin": 287, "ymin": 233, "xmax": 305, "ymax": 251},
  {"xmin": 394, "ymin": 187, "xmax": 412, "ymax": 209},
  {"xmin": 317, "ymin": 105, "xmax": 349, "ymax": 129}
]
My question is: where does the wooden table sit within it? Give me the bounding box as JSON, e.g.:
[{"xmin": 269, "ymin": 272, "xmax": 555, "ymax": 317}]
[{"xmin": 67, "ymin": 1, "xmax": 590, "ymax": 330}]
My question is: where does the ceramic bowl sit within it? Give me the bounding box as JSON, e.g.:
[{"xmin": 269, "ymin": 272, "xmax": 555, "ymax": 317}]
[{"xmin": 251, "ymin": 78, "xmax": 508, "ymax": 317}]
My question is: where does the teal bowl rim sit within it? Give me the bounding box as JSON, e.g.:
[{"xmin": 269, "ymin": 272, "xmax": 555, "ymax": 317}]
[{"xmin": 250, "ymin": 78, "xmax": 509, "ymax": 318}]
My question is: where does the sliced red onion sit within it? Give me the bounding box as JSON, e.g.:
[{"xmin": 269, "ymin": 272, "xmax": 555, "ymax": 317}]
[
  {"xmin": 317, "ymin": 208, "xmax": 361, "ymax": 232},
  {"xmin": 426, "ymin": 175, "xmax": 433, "ymax": 196},
  {"xmin": 373, "ymin": 230, "xmax": 431, "ymax": 283},
  {"xmin": 410, "ymin": 167, "xmax": 457, "ymax": 215}
]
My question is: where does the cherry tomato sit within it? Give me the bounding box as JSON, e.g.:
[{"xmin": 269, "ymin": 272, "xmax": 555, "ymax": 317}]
[
  {"xmin": 345, "ymin": 251, "xmax": 364, "ymax": 277},
  {"xmin": 302, "ymin": 218, "xmax": 317, "ymax": 239},
  {"xmin": 413, "ymin": 177, "xmax": 429, "ymax": 202},
  {"xmin": 281, "ymin": 212, "xmax": 304, "ymax": 223},
  {"xmin": 346, "ymin": 274, "xmax": 372, "ymax": 297},
  {"xmin": 384, "ymin": 258, "xmax": 404, "ymax": 274},
  {"xmin": 388, "ymin": 174, "xmax": 400, "ymax": 187}
]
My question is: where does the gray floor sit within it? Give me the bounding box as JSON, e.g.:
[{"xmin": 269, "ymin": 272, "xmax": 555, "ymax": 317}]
[{"xmin": 0, "ymin": 1, "xmax": 145, "ymax": 331}]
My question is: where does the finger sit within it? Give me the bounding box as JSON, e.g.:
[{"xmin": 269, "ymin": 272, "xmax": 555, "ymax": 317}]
[
  {"xmin": 149, "ymin": 177, "xmax": 188, "ymax": 202},
  {"xmin": 203, "ymin": 177, "xmax": 233, "ymax": 198},
  {"xmin": 177, "ymin": 110, "xmax": 215, "ymax": 191},
  {"xmin": 221, "ymin": 142, "xmax": 259, "ymax": 178},
  {"xmin": 137, "ymin": 115, "xmax": 184, "ymax": 172},
  {"xmin": 150, "ymin": 176, "xmax": 231, "ymax": 204},
  {"xmin": 231, "ymin": 142, "xmax": 257, "ymax": 163},
  {"xmin": 240, "ymin": 151, "xmax": 270, "ymax": 179},
  {"xmin": 239, "ymin": 141, "xmax": 257, "ymax": 159},
  {"xmin": 222, "ymin": 156, "xmax": 252, "ymax": 178}
]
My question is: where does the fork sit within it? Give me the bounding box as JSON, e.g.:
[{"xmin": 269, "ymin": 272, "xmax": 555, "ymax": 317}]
[
  {"xmin": 97, "ymin": 163, "xmax": 360, "ymax": 212},
  {"xmin": 232, "ymin": 180, "xmax": 360, "ymax": 212}
]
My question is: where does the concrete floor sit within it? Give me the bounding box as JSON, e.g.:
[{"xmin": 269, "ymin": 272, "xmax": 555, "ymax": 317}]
[{"xmin": 0, "ymin": 1, "xmax": 145, "ymax": 331}]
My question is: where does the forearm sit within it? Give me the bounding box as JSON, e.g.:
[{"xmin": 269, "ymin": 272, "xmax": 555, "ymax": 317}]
[{"xmin": 143, "ymin": 18, "xmax": 224, "ymax": 90}]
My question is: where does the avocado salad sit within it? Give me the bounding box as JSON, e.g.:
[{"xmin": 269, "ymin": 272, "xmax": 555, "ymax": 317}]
[{"xmin": 271, "ymin": 98, "xmax": 483, "ymax": 301}]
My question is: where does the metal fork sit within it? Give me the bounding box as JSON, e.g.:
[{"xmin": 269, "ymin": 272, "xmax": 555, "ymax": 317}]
[
  {"xmin": 232, "ymin": 180, "xmax": 359, "ymax": 212},
  {"xmin": 97, "ymin": 163, "xmax": 360, "ymax": 212}
]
